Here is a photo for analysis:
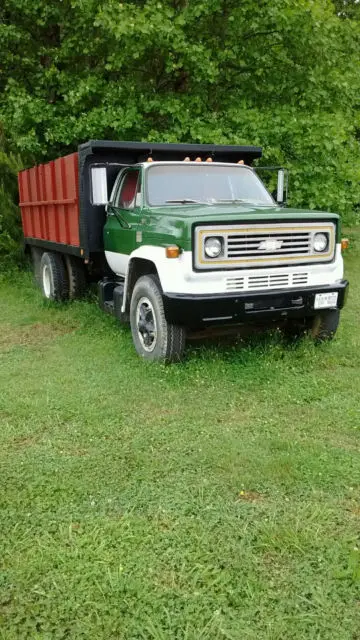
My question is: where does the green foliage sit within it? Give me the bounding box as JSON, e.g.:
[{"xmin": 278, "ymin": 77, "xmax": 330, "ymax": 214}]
[
  {"xmin": 0, "ymin": 0, "xmax": 360, "ymax": 253},
  {"xmin": 0, "ymin": 234, "xmax": 360, "ymax": 637},
  {"xmin": 0, "ymin": 129, "xmax": 25, "ymax": 267}
]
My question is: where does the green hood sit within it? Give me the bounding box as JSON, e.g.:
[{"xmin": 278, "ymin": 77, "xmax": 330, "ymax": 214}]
[{"xmin": 144, "ymin": 204, "xmax": 340, "ymax": 251}]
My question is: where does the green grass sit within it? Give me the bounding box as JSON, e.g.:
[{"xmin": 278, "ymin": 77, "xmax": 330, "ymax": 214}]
[{"xmin": 1, "ymin": 231, "xmax": 360, "ymax": 639}]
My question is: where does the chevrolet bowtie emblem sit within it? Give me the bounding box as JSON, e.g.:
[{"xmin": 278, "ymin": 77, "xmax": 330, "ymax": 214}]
[{"xmin": 258, "ymin": 238, "xmax": 283, "ymax": 251}]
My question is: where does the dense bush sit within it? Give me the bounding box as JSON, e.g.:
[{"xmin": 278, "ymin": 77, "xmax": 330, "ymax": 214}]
[
  {"xmin": 0, "ymin": 0, "xmax": 359, "ymax": 263},
  {"xmin": 0, "ymin": 131, "xmax": 25, "ymax": 267}
]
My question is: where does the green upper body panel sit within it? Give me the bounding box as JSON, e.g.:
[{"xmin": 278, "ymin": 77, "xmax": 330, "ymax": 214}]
[
  {"xmin": 104, "ymin": 203, "xmax": 341, "ymax": 254},
  {"xmin": 143, "ymin": 205, "xmax": 340, "ymax": 250},
  {"xmin": 103, "ymin": 163, "xmax": 341, "ymax": 255}
]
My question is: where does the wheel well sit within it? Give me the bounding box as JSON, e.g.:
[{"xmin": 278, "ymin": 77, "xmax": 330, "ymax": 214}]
[{"xmin": 125, "ymin": 258, "xmax": 159, "ymax": 309}]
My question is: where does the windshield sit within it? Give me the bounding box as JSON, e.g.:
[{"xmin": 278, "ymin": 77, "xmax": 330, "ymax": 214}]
[{"xmin": 146, "ymin": 164, "xmax": 275, "ymax": 207}]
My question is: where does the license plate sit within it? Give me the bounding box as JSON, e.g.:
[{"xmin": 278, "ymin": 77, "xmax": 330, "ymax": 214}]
[{"xmin": 314, "ymin": 292, "xmax": 338, "ymax": 310}]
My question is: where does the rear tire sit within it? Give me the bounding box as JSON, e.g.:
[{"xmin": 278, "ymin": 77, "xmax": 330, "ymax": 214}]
[
  {"xmin": 310, "ymin": 309, "xmax": 340, "ymax": 342},
  {"xmin": 65, "ymin": 255, "xmax": 87, "ymax": 299},
  {"xmin": 40, "ymin": 252, "xmax": 69, "ymax": 301},
  {"xmin": 30, "ymin": 247, "xmax": 43, "ymax": 287},
  {"xmin": 130, "ymin": 275, "xmax": 186, "ymax": 362}
]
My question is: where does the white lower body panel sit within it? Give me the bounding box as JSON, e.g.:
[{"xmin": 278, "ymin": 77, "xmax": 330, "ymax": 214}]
[
  {"xmin": 105, "ymin": 250, "xmax": 129, "ymax": 277},
  {"xmin": 157, "ymin": 245, "xmax": 344, "ymax": 295},
  {"xmin": 105, "ymin": 244, "xmax": 344, "ymax": 310}
]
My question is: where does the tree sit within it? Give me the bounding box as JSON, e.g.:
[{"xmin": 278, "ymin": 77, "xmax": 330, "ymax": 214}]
[
  {"xmin": 333, "ymin": 0, "xmax": 360, "ymax": 19},
  {"xmin": 0, "ymin": 128, "xmax": 23, "ymax": 265},
  {"xmin": 0, "ymin": 0, "xmax": 359, "ymax": 222}
]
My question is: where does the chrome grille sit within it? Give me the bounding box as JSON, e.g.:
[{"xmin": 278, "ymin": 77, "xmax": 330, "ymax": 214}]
[
  {"xmin": 195, "ymin": 222, "xmax": 336, "ymax": 269},
  {"xmin": 226, "ymin": 272, "xmax": 309, "ymax": 292},
  {"xmin": 227, "ymin": 231, "xmax": 311, "ymax": 258}
]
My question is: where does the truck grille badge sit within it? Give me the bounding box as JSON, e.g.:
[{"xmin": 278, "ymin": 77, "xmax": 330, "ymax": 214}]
[{"xmin": 258, "ymin": 239, "xmax": 283, "ymax": 251}]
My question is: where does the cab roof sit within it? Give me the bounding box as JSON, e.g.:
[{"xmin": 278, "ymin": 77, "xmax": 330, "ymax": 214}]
[
  {"xmin": 79, "ymin": 139, "xmax": 262, "ymax": 165},
  {"xmin": 140, "ymin": 161, "xmax": 253, "ymax": 169}
]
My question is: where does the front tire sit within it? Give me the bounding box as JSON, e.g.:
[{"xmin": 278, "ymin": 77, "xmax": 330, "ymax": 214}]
[
  {"xmin": 40, "ymin": 252, "xmax": 69, "ymax": 301},
  {"xmin": 310, "ymin": 309, "xmax": 340, "ymax": 342},
  {"xmin": 130, "ymin": 275, "xmax": 186, "ymax": 362}
]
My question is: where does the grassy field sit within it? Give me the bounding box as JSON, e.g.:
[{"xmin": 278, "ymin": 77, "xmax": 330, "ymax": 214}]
[{"xmin": 1, "ymin": 230, "xmax": 360, "ymax": 639}]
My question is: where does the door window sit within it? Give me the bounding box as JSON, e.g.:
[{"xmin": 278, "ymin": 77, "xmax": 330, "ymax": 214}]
[{"xmin": 115, "ymin": 170, "xmax": 141, "ymax": 209}]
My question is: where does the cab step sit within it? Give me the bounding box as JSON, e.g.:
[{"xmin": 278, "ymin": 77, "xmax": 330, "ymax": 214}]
[{"xmin": 98, "ymin": 278, "xmax": 128, "ymax": 323}]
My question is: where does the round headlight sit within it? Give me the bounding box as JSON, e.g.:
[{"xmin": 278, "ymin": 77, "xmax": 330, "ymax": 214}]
[
  {"xmin": 313, "ymin": 232, "xmax": 328, "ymax": 253},
  {"xmin": 204, "ymin": 237, "xmax": 222, "ymax": 258}
]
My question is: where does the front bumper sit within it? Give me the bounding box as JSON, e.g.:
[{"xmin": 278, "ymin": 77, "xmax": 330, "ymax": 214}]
[{"xmin": 163, "ymin": 280, "xmax": 349, "ymax": 328}]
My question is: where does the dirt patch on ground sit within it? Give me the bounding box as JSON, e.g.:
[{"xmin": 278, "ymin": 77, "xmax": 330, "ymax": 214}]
[
  {"xmin": 236, "ymin": 489, "xmax": 264, "ymax": 502},
  {"xmin": 3, "ymin": 426, "xmax": 49, "ymax": 451},
  {"xmin": 0, "ymin": 322, "xmax": 77, "ymax": 352},
  {"xmin": 344, "ymin": 499, "xmax": 360, "ymax": 517},
  {"xmin": 9, "ymin": 435, "xmax": 41, "ymax": 448},
  {"xmin": 57, "ymin": 447, "xmax": 89, "ymax": 457}
]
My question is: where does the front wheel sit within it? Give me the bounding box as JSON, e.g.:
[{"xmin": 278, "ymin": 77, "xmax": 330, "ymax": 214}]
[
  {"xmin": 130, "ymin": 275, "xmax": 186, "ymax": 362},
  {"xmin": 310, "ymin": 309, "xmax": 340, "ymax": 342}
]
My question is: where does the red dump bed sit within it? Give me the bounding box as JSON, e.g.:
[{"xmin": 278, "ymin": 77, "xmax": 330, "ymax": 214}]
[
  {"xmin": 18, "ymin": 152, "xmax": 80, "ymax": 247},
  {"xmin": 18, "ymin": 140, "xmax": 263, "ymax": 259}
]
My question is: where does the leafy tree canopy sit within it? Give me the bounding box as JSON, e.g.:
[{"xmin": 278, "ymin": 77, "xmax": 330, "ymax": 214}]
[{"xmin": 0, "ymin": 0, "xmax": 360, "ymax": 221}]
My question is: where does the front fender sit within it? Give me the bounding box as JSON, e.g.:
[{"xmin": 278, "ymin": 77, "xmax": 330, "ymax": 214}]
[{"xmin": 121, "ymin": 245, "xmax": 188, "ymax": 312}]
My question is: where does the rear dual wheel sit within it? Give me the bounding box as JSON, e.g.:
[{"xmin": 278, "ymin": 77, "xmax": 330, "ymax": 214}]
[
  {"xmin": 64, "ymin": 255, "xmax": 87, "ymax": 299},
  {"xmin": 37, "ymin": 251, "xmax": 86, "ymax": 301},
  {"xmin": 310, "ymin": 309, "xmax": 340, "ymax": 342},
  {"xmin": 285, "ymin": 309, "xmax": 340, "ymax": 342},
  {"xmin": 40, "ymin": 252, "xmax": 69, "ymax": 301}
]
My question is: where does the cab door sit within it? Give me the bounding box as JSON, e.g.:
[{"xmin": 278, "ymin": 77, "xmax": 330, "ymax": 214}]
[{"xmin": 104, "ymin": 168, "xmax": 142, "ymax": 276}]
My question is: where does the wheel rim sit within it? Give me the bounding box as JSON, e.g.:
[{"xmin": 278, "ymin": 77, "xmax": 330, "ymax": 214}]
[
  {"xmin": 135, "ymin": 296, "xmax": 157, "ymax": 352},
  {"xmin": 42, "ymin": 264, "xmax": 51, "ymax": 298}
]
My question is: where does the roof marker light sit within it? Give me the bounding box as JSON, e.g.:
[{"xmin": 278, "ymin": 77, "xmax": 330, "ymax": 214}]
[
  {"xmin": 184, "ymin": 157, "xmax": 190, "ymax": 162},
  {"xmin": 206, "ymin": 157, "xmax": 213, "ymax": 162},
  {"xmin": 147, "ymin": 157, "xmax": 153, "ymax": 162},
  {"xmin": 238, "ymin": 160, "xmax": 244, "ymax": 164},
  {"xmin": 195, "ymin": 157, "xmax": 202, "ymax": 162}
]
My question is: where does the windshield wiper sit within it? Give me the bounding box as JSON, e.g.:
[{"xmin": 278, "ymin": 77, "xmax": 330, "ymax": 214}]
[
  {"xmin": 213, "ymin": 198, "xmax": 275, "ymax": 207},
  {"xmin": 213, "ymin": 198, "xmax": 253, "ymax": 204},
  {"xmin": 165, "ymin": 199, "xmax": 207, "ymax": 205}
]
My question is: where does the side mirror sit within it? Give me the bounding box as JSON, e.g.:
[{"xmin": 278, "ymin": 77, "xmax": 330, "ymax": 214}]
[
  {"xmin": 91, "ymin": 166, "xmax": 108, "ymax": 205},
  {"xmin": 254, "ymin": 165, "xmax": 288, "ymax": 206},
  {"xmin": 277, "ymin": 169, "xmax": 285, "ymax": 205}
]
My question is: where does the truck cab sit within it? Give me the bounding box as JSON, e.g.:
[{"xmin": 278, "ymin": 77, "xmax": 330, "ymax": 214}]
[{"xmin": 99, "ymin": 158, "xmax": 347, "ymax": 361}]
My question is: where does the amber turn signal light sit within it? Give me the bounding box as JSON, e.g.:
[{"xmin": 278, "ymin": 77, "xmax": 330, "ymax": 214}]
[
  {"xmin": 165, "ymin": 245, "xmax": 180, "ymax": 259},
  {"xmin": 341, "ymin": 238, "xmax": 350, "ymax": 250}
]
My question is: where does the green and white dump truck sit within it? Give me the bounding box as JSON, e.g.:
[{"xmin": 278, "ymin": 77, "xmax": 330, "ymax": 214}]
[{"xmin": 19, "ymin": 140, "xmax": 349, "ymax": 362}]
